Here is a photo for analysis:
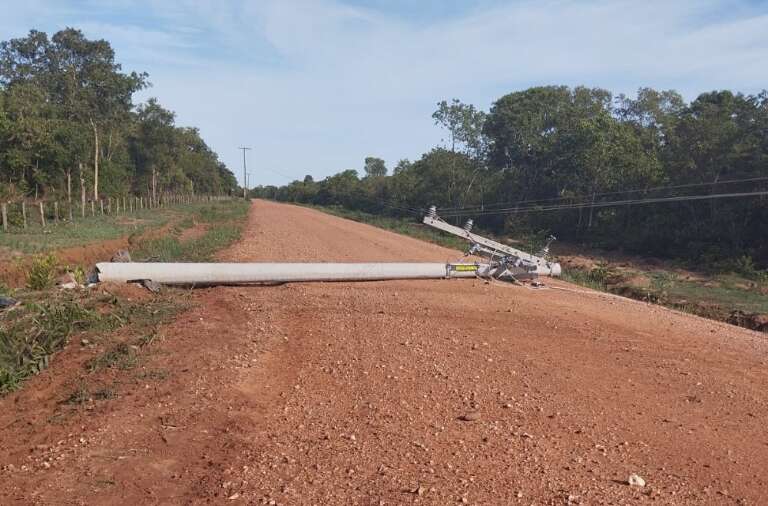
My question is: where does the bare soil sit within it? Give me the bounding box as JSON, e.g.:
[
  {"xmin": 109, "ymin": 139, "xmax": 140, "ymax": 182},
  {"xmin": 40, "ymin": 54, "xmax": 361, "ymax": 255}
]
[
  {"xmin": 1, "ymin": 200, "xmax": 767, "ymax": 505},
  {"xmin": 177, "ymin": 222, "xmax": 208, "ymax": 243}
]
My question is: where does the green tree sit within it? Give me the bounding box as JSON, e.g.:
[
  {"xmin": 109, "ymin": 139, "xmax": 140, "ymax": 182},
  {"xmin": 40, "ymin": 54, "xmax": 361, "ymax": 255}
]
[
  {"xmin": 0, "ymin": 29, "xmax": 148, "ymax": 199},
  {"xmin": 363, "ymin": 156, "xmax": 387, "ymax": 177},
  {"xmin": 433, "ymin": 99, "xmax": 487, "ymax": 160}
]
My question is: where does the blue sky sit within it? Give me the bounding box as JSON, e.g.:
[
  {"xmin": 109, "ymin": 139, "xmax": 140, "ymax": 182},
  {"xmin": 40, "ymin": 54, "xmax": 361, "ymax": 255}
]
[{"xmin": 2, "ymin": 0, "xmax": 767, "ymax": 186}]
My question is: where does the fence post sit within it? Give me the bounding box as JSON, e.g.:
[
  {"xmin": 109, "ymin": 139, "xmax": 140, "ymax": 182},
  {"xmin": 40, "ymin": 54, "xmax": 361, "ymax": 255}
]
[
  {"xmin": 22, "ymin": 201, "xmax": 27, "ymax": 229},
  {"xmin": 1, "ymin": 203, "xmax": 7, "ymax": 232},
  {"xmin": 54, "ymin": 201, "xmax": 59, "ymax": 223},
  {"xmin": 39, "ymin": 201, "xmax": 46, "ymax": 227}
]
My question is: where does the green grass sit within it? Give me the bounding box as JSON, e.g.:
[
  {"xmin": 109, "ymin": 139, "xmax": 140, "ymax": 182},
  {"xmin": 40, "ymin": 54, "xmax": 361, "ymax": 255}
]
[
  {"xmin": 665, "ymin": 278, "xmax": 768, "ymax": 314},
  {"xmin": 0, "ymin": 199, "xmax": 250, "ymax": 396},
  {"xmin": 561, "ymin": 267, "xmax": 610, "ymax": 291},
  {"xmin": 563, "ymin": 263, "xmax": 768, "ymax": 326},
  {"xmin": 0, "ymin": 209, "xmax": 166, "ymax": 255},
  {"xmin": 0, "ymin": 293, "xmax": 101, "ymax": 394},
  {"xmin": 0, "ymin": 201, "xmax": 239, "ymax": 256},
  {"xmin": 130, "ymin": 200, "xmax": 249, "ymax": 261},
  {"xmin": 0, "ymin": 285, "xmax": 190, "ymax": 396}
]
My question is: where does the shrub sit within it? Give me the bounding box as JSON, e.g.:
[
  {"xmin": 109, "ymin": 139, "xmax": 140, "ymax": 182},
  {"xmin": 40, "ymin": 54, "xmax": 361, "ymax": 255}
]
[{"xmin": 26, "ymin": 253, "xmax": 59, "ymax": 290}]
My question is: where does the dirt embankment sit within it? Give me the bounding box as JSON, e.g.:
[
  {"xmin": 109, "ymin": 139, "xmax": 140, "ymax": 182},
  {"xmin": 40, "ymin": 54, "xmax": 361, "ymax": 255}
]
[
  {"xmin": 2, "ymin": 200, "xmax": 768, "ymax": 505},
  {"xmin": 0, "ymin": 237, "xmax": 132, "ymax": 287},
  {"xmin": 553, "ymin": 245, "xmax": 768, "ymax": 332},
  {"xmin": 0, "ymin": 221, "xmax": 177, "ymax": 287}
]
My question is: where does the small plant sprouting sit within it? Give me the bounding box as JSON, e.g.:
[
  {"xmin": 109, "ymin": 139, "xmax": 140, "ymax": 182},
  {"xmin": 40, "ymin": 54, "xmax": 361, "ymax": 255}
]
[{"xmin": 86, "ymin": 343, "xmax": 138, "ymax": 372}]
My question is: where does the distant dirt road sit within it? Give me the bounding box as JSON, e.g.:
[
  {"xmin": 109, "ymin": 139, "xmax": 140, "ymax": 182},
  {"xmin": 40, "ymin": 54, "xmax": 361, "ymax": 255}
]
[{"xmin": 2, "ymin": 200, "xmax": 767, "ymax": 505}]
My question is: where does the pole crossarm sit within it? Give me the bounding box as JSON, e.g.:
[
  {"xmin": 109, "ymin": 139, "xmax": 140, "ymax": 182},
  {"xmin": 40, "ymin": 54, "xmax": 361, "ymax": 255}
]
[{"xmin": 422, "ymin": 206, "xmax": 561, "ymax": 278}]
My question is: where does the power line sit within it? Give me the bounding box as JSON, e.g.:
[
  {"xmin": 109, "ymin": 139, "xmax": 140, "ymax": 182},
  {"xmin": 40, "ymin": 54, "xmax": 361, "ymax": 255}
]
[
  {"xmin": 260, "ymin": 167, "xmax": 297, "ymax": 182},
  {"xmin": 436, "ymin": 175, "xmax": 768, "ymax": 213},
  {"xmin": 437, "ymin": 190, "xmax": 768, "ymax": 218}
]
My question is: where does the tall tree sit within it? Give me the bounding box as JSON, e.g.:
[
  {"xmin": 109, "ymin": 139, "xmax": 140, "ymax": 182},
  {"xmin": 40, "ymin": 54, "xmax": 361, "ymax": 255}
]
[
  {"xmin": 363, "ymin": 156, "xmax": 387, "ymax": 177},
  {"xmin": 0, "ymin": 29, "xmax": 236, "ymax": 201},
  {"xmin": 433, "ymin": 99, "xmax": 487, "ymax": 160}
]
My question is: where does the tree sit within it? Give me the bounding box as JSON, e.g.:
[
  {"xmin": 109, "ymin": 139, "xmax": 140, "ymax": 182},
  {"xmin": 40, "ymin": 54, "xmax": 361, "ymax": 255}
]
[
  {"xmin": 363, "ymin": 156, "xmax": 387, "ymax": 177},
  {"xmin": 129, "ymin": 98, "xmax": 176, "ymax": 201},
  {"xmin": 433, "ymin": 99, "xmax": 487, "ymax": 160},
  {"xmin": 392, "ymin": 159, "xmax": 411, "ymax": 175},
  {"xmin": 49, "ymin": 29, "xmax": 147, "ymax": 200},
  {"xmin": 0, "ymin": 29, "xmax": 148, "ymax": 199},
  {"xmin": 0, "ymin": 28, "xmax": 236, "ymax": 202}
]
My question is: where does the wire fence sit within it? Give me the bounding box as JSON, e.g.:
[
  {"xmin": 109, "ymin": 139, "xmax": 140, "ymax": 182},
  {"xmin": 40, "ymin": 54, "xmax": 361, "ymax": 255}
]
[{"xmin": 0, "ymin": 193, "xmax": 234, "ymax": 233}]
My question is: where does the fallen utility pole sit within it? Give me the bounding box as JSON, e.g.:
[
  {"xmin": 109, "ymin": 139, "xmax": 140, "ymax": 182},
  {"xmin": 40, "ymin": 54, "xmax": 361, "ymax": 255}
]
[
  {"xmin": 96, "ymin": 262, "xmax": 510, "ymax": 285},
  {"xmin": 422, "ymin": 206, "xmax": 561, "ymax": 278},
  {"xmin": 95, "ymin": 208, "xmax": 560, "ymax": 287}
]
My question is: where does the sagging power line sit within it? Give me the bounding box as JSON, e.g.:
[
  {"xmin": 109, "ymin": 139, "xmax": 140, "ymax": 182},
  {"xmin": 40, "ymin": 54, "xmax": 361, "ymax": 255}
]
[
  {"xmin": 438, "ymin": 190, "xmax": 768, "ymax": 218},
  {"xmin": 436, "ymin": 176, "xmax": 768, "ymax": 213}
]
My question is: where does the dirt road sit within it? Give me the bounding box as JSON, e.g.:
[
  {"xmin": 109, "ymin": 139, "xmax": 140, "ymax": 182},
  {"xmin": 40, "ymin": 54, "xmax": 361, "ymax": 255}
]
[{"xmin": 2, "ymin": 200, "xmax": 767, "ymax": 505}]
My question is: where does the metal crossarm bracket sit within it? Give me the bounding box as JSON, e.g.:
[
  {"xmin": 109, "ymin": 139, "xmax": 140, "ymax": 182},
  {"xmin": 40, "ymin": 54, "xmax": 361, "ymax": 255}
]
[{"xmin": 422, "ymin": 206, "xmax": 561, "ymax": 278}]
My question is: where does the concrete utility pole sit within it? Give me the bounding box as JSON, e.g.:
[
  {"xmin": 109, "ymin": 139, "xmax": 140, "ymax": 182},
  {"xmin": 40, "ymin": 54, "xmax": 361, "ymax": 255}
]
[{"xmin": 238, "ymin": 147, "xmax": 251, "ymax": 199}]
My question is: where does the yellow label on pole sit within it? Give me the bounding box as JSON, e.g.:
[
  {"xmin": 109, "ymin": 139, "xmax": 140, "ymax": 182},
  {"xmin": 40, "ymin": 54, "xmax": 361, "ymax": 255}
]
[{"xmin": 450, "ymin": 264, "xmax": 479, "ymax": 272}]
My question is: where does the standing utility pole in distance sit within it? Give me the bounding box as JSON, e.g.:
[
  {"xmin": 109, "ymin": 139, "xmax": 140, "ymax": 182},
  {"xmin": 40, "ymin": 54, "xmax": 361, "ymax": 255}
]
[{"xmin": 238, "ymin": 146, "xmax": 251, "ymax": 199}]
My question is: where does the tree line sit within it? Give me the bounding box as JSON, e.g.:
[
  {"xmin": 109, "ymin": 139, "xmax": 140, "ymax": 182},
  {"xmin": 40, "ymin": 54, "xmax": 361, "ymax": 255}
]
[
  {"xmin": 253, "ymin": 88, "xmax": 768, "ymax": 266},
  {"xmin": 0, "ymin": 29, "xmax": 238, "ymax": 204}
]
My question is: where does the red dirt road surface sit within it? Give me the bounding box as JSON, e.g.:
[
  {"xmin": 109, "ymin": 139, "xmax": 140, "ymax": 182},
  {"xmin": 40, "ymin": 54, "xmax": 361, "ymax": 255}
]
[{"xmin": 2, "ymin": 200, "xmax": 767, "ymax": 505}]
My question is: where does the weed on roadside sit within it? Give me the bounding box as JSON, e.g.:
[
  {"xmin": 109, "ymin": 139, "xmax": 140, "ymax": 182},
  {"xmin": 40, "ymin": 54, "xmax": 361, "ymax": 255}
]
[
  {"xmin": 0, "ymin": 296, "xmax": 99, "ymax": 394},
  {"xmin": 63, "ymin": 379, "xmax": 117, "ymax": 405},
  {"xmin": 561, "ymin": 262, "xmax": 621, "ymax": 291},
  {"xmin": 136, "ymin": 368, "xmax": 169, "ymax": 381},
  {"xmin": 26, "ymin": 253, "xmax": 59, "ymax": 290},
  {"xmin": 1, "ymin": 201, "xmax": 247, "ymax": 397},
  {"xmin": 63, "ymin": 380, "xmax": 91, "ymax": 405},
  {"xmin": 86, "ymin": 342, "xmax": 138, "ymax": 372}
]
